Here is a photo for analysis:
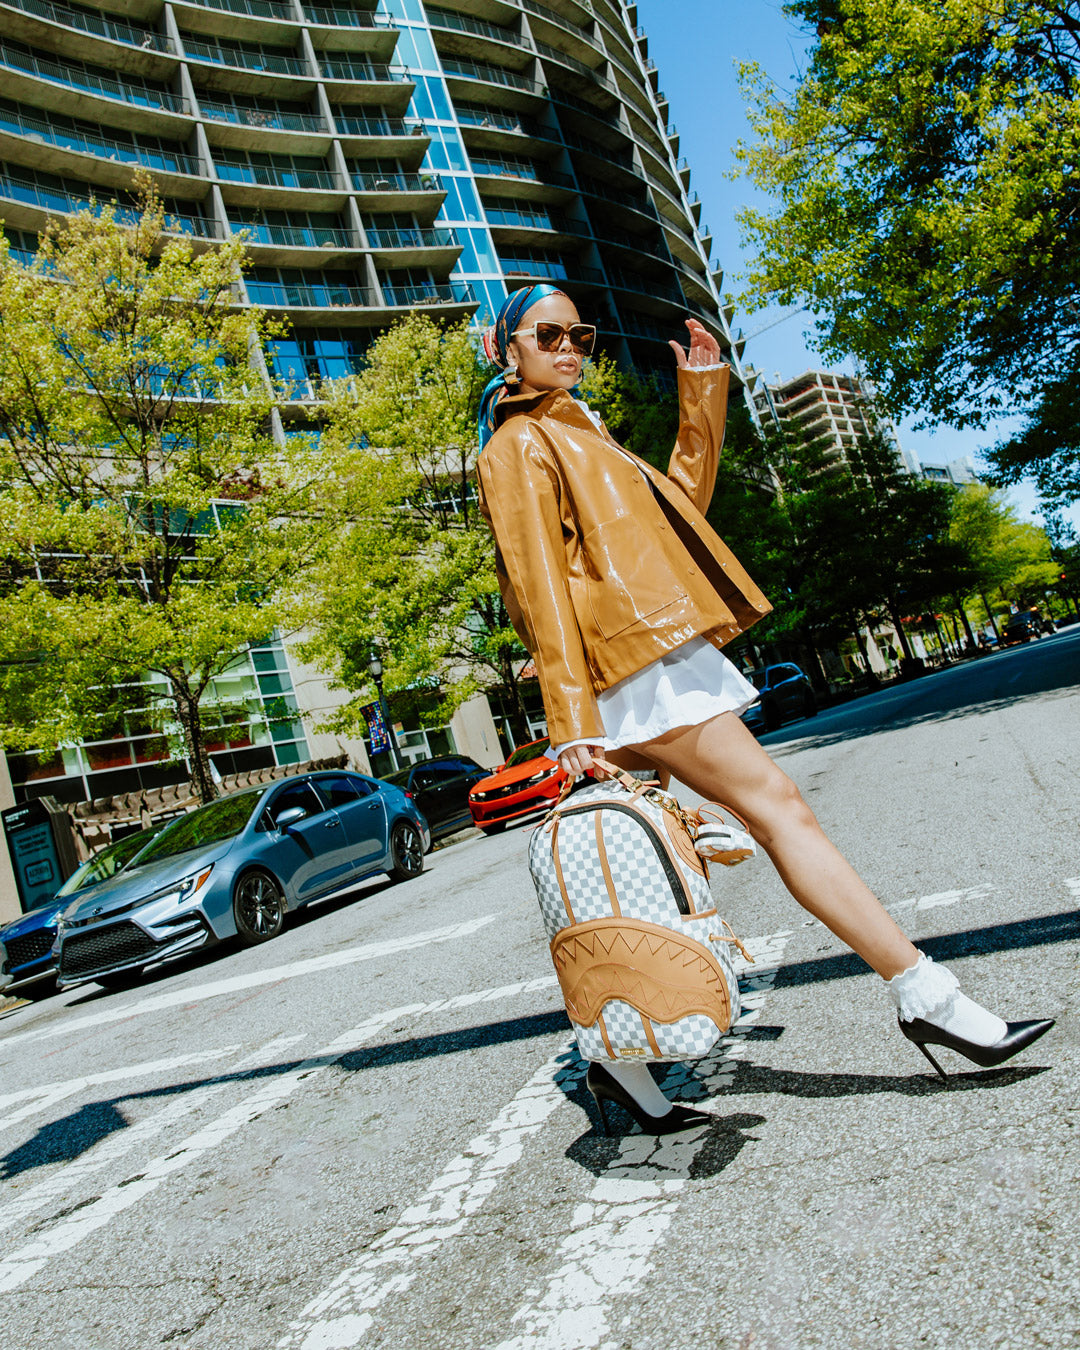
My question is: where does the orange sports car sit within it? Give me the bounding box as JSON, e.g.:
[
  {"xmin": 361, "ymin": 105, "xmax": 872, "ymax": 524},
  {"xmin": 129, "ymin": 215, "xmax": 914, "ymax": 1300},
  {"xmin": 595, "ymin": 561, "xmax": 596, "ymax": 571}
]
[{"xmin": 467, "ymin": 737, "xmax": 569, "ymax": 835}]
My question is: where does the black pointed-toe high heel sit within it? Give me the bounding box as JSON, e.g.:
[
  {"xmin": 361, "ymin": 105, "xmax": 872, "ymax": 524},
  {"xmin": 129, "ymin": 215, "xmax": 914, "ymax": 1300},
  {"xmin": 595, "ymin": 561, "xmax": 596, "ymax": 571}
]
[
  {"xmin": 586, "ymin": 1062, "xmax": 712, "ymax": 1136},
  {"xmin": 899, "ymin": 1016, "xmax": 1055, "ymax": 1080}
]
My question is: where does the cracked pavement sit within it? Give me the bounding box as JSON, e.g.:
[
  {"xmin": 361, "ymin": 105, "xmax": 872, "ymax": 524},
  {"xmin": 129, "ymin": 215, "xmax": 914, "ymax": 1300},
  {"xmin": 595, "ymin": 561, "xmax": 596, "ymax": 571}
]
[{"xmin": 0, "ymin": 629, "xmax": 1077, "ymax": 1349}]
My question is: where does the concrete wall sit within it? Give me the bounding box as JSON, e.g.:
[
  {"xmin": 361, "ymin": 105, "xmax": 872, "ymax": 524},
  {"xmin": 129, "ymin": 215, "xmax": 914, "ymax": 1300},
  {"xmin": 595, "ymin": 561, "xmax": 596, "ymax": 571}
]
[
  {"xmin": 450, "ymin": 694, "xmax": 504, "ymax": 770},
  {"xmin": 281, "ymin": 640, "xmax": 372, "ymax": 775}
]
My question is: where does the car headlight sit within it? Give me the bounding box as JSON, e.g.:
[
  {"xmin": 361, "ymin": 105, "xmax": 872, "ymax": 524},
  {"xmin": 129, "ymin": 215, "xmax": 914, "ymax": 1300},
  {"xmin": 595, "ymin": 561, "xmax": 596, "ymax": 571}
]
[
  {"xmin": 525, "ymin": 768, "xmax": 555, "ymax": 784},
  {"xmin": 148, "ymin": 865, "xmax": 214, "ymax": 907}
]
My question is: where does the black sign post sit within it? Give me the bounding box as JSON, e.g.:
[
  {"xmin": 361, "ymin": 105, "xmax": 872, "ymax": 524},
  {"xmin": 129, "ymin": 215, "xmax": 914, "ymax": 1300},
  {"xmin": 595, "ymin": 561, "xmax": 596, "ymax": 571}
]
[{"xmin": 2, "ymin": 798, "xmax": 78, "ymax": 914}]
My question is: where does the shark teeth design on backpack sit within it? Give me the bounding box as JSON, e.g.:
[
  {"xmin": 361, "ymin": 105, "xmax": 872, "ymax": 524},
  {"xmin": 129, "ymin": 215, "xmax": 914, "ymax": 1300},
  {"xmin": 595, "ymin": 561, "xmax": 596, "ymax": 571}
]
[{"xmin": 527, "ymin": 759, "xmax": 755, "ymax": 1064}]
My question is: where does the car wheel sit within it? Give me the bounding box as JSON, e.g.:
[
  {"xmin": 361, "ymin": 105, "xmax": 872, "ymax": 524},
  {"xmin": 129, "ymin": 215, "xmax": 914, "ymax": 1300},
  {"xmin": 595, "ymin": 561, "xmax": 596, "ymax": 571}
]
[
  {"xmin": 233, "ymin": 871, "xmax": 285, "ymax": 946},
  {"xmin": 479, "ymin": 822, "xmax": 507, "ymax": 836},
  {"xmin": 388, "ymin": 822, "xmax": 424, "ymax": 881},
  {"xmin": 95, "ymin": 968, "xmax": 145, "ymax": 992}
]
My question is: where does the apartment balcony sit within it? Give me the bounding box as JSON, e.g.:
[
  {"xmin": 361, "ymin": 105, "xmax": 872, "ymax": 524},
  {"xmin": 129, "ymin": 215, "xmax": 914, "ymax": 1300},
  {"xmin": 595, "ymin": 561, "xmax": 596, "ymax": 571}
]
[
  {"xmin": 170, "ymin": 0, "xmax": 302, "ymax": 49},
  {"xmin": 0, "ymin": 167, "xmax": 217, "ymax": 237},
  {"xmin": 245, "ymin": 277, "xmax": 376, "ymax": 311},
  {"xmin": 334, "ymin": 111, "xmax": 425, "ymax": 156},
  {"xmin": 230, "ymin": 218, "xmax": 360, "ymax": 262},
  {"xmin": 380, "ymin": 280, "xmax": 475, "ymax": 312},
  {"xmin": 351, "ymin": 168, "xmax": 443, "ymax": 210},
  {"xmin": 1, "ymin": 0, "xmax": 178, "ymax": 73},
  {"xmin": 605, "ymin": 263, "xmax": 684, "ymax": 309},
  {"xmin": 535, "ymin": 41, "xmax": 616, "ymax": 97},
  {"xmin": 485, "ymin": 203, "xmax": 588, "ymax": 247},
  {"xmin": 576, "ymin": 172, "xmax": 657, "ymax": 225},
  {"xmin": 182, "ymin": 37, "xmax": 315, "ymax": 84},
  {"xmin": 216, "ymin": 160, "xmax": 346, "ymax": 207},
  {"xmin": 0, "ymin": 104, "xmax": 203, "ymax": 189},
  {"xmin": 471, "ymin": 156, "xmax": 575, "ymax": 203},
  {"xmin": 174, "ymin": 0, "xmax": 294, "ymax": 23},
  {"xmin": 200, "ymin": 99, "xmax": 329, "ymax": 136},
  {"xmin": 426, "ymin": 8, "xmax": 532, "ymax": 63},
  {"xmin": 519, "ymin": 0, "xmax": 595, "ymax": 50},
  {"xmin": 441, "ymin": 58, "xmax": 546, "ymax": 110},
  {"xmin": 303, "ymin": 8, "xmax": 397, "ymax": 61},
  {"xmin": 365, "ymin": 225, "xmax": 459, "ymax": 266},
  {"xmin": 500, "ymin": 257, "xmax": 604, "ymax": 288},
  {"xmin": 318, "ymin": 56, "xmax": 412, "ymax": 109},
  {"xmin": 0, "ymin": 42, "xmax": 192, "ymax": 128}
]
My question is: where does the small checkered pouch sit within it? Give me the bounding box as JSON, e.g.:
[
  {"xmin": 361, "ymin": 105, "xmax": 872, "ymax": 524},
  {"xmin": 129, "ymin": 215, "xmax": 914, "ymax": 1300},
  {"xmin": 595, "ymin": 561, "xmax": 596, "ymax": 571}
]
[{"xmin": 528, "ymin": 758, "xmax": 755, "ymax": 1064}]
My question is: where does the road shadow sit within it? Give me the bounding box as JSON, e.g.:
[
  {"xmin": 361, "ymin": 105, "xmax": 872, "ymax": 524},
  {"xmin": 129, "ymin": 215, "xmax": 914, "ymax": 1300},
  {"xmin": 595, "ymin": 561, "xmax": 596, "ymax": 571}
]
[
  {"xmin": 762, "ymin": 638, "xmax": 1079, "ymax": 754},
  {"xmin": 4, "ymin": 906, "xmax": 1070, "ymax": 1179}
]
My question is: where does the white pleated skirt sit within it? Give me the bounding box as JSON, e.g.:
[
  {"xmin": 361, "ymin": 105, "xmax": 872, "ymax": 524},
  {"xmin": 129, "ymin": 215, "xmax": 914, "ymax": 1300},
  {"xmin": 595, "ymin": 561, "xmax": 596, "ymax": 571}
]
[{"xmin": 589, "ymin": 635, "xmax": 759, "ymax": 751}]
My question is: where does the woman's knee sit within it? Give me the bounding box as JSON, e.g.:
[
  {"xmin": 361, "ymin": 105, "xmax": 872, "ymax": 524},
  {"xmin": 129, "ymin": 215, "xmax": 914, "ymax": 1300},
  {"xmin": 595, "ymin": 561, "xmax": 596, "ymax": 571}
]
[{"xmin": 748, "ymin": 766, "xmax": 817, "ymax": 841}]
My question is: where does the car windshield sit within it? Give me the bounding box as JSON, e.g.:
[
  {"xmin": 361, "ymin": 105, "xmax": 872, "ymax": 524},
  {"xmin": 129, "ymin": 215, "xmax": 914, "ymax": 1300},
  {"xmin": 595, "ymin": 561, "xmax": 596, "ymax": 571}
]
[
  {"xmin": 134, "ymin": 792, "xmax": 261, "ymax": 865},
  {"xmin": 56, "ymin": 827, "xmax": 161, "ymax": 897},
  {"xmin": 506, "ymin": 739, "xmax": 552, "ymax": 767},
  {"xmin": 382, "ymin": 768, "xmax": 413, "ymax": 788}
]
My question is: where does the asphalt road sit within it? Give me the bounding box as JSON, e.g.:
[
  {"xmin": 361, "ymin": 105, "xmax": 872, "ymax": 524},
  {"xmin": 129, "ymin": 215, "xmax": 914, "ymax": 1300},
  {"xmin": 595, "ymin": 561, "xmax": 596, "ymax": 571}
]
[{"xmin": 1, "ymin": 629, "xmax": 1077, "ymax": 1350}]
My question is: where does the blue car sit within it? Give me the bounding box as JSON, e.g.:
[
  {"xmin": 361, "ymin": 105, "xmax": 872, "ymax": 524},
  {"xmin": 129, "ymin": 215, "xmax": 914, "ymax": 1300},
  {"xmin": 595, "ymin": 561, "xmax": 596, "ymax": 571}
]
[
  {"xmin": 55, "ymin": 770, "xmax": 430, "ymax": 991},
  {"xmin": 0, "ymin": 825, "xmax": 162, "ymax": 993}
]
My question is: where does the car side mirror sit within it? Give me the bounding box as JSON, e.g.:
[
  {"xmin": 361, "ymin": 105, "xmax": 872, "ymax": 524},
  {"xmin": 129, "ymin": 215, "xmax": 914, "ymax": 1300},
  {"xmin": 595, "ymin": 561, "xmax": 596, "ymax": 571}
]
[{"xmin": 275, "ymin": 806, "xmax": 307, "ymax": 829}]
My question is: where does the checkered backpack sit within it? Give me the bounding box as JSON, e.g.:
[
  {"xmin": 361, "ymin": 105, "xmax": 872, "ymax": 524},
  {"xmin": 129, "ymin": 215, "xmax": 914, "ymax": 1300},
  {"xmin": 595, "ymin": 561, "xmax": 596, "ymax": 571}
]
[{"xmin": 528, "ymin": 758, "xmax": 756, "ymax": 1063}]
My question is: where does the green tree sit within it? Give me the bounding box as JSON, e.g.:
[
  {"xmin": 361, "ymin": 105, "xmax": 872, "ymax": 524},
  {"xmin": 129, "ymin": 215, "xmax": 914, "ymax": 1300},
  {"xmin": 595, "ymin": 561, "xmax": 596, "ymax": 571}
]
[
  {"xmin": 302, "ymin": 314, "xmax": 536, "ymax": 743},
  {"xmin": 737, "ymin": 0, "xmax": 1080, "ymax": 507},
  {"xmin": 949, "ymin": 483, "xmax": 1058, "ymax": 634},
  {"xmin": 0, "ymin": 182, "xmax": 349, "ymax": 800}
]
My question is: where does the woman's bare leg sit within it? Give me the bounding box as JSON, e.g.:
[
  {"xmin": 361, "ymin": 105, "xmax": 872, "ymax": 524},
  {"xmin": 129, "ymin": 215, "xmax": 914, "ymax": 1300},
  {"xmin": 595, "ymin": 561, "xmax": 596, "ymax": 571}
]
[{"xmin": 635, "ymin": 713, "xmax": 918, "ymax": 980}]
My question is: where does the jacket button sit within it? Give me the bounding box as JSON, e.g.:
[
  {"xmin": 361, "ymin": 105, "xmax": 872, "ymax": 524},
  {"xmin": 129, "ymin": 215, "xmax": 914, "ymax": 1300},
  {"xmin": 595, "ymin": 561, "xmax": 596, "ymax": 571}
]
[
  {"xmin": 687, "ymin": 567, "xmax": 696, "ymax": 575},
  {"xmin": 657, "ymin": 520, "xmax": 666, "ymax": 529}
]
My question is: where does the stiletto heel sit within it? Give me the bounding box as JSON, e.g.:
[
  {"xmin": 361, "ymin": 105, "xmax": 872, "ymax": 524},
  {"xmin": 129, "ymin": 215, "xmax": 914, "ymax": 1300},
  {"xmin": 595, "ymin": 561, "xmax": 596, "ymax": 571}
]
[
  {"xmin": 912, "ymin": 1039, "xmax": 947, "ymax": 1081},
  {"xmin": 595, "ymin": 1094, "xmax": 611, "ymax": 1137},
  {"xmin": 585, "ymin": 1062, "xmax": 711, "ymax": 1136},
  {"xmin": 899, "ymin": 1016, "xmax": 1054, "ymax": 1077}
]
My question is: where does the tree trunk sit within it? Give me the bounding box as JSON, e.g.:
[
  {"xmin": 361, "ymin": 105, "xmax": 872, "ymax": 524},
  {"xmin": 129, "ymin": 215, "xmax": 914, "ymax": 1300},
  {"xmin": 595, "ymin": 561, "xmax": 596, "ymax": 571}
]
[
  {"xmin": 885, "ymin": 600, "xmax": 913, "ymax": 659},
  {"xmin": 980, "ymin": 592, "xmax": 1001, "ymax": 639},
  {"xmin": 171, "ymin": 679, "xmax": 217, "ymax": 802},
  {"xmin": 498, "ymin": 652, "xmax": 532, "ymax": 747},
  {"xmin": 954, "ymin": 598, "xmax": 976, "ymax": 647}
]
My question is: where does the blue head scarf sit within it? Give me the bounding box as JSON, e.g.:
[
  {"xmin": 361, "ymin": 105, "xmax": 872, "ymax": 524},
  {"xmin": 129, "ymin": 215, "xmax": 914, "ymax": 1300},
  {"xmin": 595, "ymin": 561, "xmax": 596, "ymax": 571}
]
[{"xmin": 477, "ymin": 282, "xmax": 569, "ymax": 451}]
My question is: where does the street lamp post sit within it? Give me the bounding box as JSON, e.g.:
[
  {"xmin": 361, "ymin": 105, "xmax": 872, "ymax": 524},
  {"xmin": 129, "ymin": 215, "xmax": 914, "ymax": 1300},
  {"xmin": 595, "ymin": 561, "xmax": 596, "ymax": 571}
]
[{"xmin": 367, "ymin": 648, "xmax": 401, "ymax": 772}]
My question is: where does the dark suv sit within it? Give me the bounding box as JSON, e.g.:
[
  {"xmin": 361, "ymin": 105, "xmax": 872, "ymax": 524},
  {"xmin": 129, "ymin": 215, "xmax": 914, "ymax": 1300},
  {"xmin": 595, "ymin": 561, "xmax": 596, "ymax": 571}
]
[
  {"xmin": 1002, "ymin": 611, "xmax": 1043, "ymax": 645},
  {"xmin": 740, "ymin": 663, "xmax": 818, "ymax": 734},
  {"xmin": 382, "ymin": 755, "xmax": 489, "ymax": 840}
]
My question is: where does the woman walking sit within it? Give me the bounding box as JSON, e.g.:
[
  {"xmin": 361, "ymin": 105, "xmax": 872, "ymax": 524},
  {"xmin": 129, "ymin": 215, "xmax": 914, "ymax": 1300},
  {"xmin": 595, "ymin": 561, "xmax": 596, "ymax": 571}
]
[{"xmin": 476, "ymin": 282, "xmax": 1053, "ymax": 1133}]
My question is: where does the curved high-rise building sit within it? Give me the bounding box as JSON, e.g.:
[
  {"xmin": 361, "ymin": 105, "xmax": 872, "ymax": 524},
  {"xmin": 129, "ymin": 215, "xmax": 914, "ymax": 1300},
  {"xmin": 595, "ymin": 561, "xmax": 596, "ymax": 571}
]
[{"xmin": 0, "ymin": 0, "xmax": 747, "ymax": 393}]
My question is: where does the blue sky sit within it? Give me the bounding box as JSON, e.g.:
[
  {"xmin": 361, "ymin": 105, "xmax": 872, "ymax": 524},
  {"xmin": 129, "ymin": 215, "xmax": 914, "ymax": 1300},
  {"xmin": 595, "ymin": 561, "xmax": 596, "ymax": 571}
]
[{"xmin": 636, "ymin": 0, "xmax": 1077, "ymax": 530}]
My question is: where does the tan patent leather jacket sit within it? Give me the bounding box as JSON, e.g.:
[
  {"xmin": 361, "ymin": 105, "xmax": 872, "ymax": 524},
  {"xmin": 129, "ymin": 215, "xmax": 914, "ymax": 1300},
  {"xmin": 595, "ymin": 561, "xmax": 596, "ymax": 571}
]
[{"xmin": 476, "ymin": 364, "xmax": 772, "ymax": 747}]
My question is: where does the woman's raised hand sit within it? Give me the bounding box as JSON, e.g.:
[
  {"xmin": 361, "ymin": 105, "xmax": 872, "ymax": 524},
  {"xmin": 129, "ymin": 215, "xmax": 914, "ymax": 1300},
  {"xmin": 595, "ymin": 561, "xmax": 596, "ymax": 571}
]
[
  {"xmin": 558, "ymin": 743, "xmax": 601, "ymax": 777},
  {"xmin": 669, "ymin": 317, "xmax": 722, "ymax": 369}
]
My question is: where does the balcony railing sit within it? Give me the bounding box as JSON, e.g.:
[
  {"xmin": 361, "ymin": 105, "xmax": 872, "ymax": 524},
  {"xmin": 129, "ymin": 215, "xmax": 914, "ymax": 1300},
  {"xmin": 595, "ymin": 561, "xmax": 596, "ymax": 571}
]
[
  {"xmin": 427, "ymin": 9, "xmax": 530, "ymax": 48},
  {"xmin": 247, "ymin": 279, "xmax": 374, "ymax": 307},
  {"xmin": 183, "ymin": 38, "xmax": 312, "ymax": 77},
  {"xmin": 381, "ymin": 281, "xmax": 473, "ymax": 307},
  {"xmin": 519, "ymin": 0, "xmax": 590, "ymax": 33},
  {"xmin": 216, "ymin": 161, "xmax": 340, "ymax": 189},
  {"xmin": 0, "ymin": 104, "xmax": 202, "ymax": 174},
  {"xmin": 535, "ymin": 41, "xmax": 614, "ymax": 92},
  {"xmin": 319, "ymin": 55, "xmax": 403, "ymax": 82},
  {"xmin": 305, "ymin": 5, "xmax": 381, "ymax": 26},
  {"xmin": 233, "ymin": 221, "xmax": 357, "ymax": 248},
  {"xmin": 200, "ymin": 99, "xmax": 328, "ymax": 133},
  {"xmin": 0, "ymin": 42, "xmax": 190, "ymax": 112},
  {"xmin": 0, "ymin": 170, "xmax": 218, "ymax": 237},
  {"xmin": 4, "ymin": 0, "xmax": 178, "ymax": 53},
  {"xmin": 335, "ymin": 112, "xmax": 415, "ymax": 137},
  {"xmin": 471, "ymin": 157, "xmax": 575, "ymax": 189},
  {"xmin": 485, "ymin": 204, "xmax": 559, "ymax": 230},
  {"xmin": 561, "ymin": 125, "xmax": 634, "ymax": 169},
  {"xmin": 606, "ymin": 265, "xmax": 682, "ymax": 305},
  {"xmin": 441, "ymin": 60, "xmax": 542, "ymax": 94},
  {"xmin": 183, "ymin": 0, "xmax": 294, "ymax": 19},
  {"xmin": 455, "ymin": 106, "xmax": 541, "ymax": 137},
  {"xmin": 352, "ymin": 170, "xmax": 441, "ymax": 193},
  {"xmin": 500, "ymin": 257, "xmax": 604, "ymax": 285},
  {"xmin": 366, "ymin": 226, "xmax": 456, "ymax": 249}
]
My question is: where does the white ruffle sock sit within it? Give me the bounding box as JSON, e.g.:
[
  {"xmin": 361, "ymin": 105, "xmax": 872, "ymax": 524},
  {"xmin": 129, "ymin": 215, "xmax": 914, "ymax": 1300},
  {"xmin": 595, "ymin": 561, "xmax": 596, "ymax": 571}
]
[
  {"xmin": 600, "ymin": 1061, "xmax": 673, "ymax": 1116},
  {"xmin": 885, "ymin": 952, "xmax": 1007, "ymax": 1047}
]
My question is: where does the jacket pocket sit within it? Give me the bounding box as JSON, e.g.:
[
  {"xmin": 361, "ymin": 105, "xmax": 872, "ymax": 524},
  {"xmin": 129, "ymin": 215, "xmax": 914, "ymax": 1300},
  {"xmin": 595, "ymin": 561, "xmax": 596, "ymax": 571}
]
[{"xmin": 581, "ymin": 515, "xmax": 688, "ymax": 640}]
